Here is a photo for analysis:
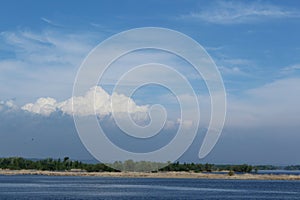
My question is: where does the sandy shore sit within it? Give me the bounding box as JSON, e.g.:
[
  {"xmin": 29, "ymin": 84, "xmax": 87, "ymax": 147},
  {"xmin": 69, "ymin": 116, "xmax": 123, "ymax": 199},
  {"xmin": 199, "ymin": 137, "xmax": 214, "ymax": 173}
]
[{"xmin": 0, "ymin": 169, "xmax": 300, "ymax": 180}]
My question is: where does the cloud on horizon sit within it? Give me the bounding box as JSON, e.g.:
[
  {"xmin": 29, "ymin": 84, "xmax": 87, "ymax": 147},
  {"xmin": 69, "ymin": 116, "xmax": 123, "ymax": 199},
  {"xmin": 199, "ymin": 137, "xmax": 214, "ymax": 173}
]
[
  {"xmin": 1, "ymin": 76, "xmax": 300, "ymax": 164},
  {"xmin": 227, "ymin": 77, "xmax": 300, "ymax": 129}
]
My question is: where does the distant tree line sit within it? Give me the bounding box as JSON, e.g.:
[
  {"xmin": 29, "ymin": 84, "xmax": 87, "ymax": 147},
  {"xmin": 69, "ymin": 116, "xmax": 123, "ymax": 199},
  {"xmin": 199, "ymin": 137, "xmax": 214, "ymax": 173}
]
[
  {"xmin": 0, "ymin": 157, "xmax": 117, "ymax": 172},
  {"xmin": 255, "ymin": 165, "xmax": 279, "ymax": 170},
  {"xmin": 0, "ymin": 157, "xmax": 259, "ymax": 173},
  {"xmin": 108, "ymin": 160, "xmax": 165, "ymax": 172},
  {"xmin": 159, "ymin": 162, "xmax": 215, "ymax": 172},
  {"xmin": 254, "ymin": 165, "xmax": 300, "ymax": 171},
  {"xmin": 160, "ymin": 162, "xmax": 254, "ymax": 173},
  {"xmin": 284, "ymin": 165, "xmax": 300, "ymax": 170},
  {"xmin": 214, "ymin": 164, "xmax": 253, "ymax": 173}
]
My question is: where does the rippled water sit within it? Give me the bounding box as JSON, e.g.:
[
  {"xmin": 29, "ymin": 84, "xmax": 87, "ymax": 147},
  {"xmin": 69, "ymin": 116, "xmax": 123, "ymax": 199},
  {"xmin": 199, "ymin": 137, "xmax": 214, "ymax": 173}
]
[{"xmin": 0, "ymin": 175, "xmax": 299, "ymax": 199}]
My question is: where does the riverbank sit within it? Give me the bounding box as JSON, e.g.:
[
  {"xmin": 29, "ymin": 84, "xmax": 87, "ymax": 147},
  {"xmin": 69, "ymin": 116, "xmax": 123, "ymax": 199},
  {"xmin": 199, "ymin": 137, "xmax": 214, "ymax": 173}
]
[{"xmin": 1, "ymin": 169, "xmax": 300, "ymax": 180}]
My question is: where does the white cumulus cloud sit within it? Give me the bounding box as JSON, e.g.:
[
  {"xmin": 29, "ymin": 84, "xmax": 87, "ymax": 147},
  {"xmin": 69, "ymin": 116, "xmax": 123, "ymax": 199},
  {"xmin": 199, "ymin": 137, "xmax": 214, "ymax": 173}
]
[
  {"xmin": 22, "ymin": 97, "xmax": 57, "ymax": 116},
  {"xmin": 21, "ymin": 86, "xmax": 149, "ymax": 118},
  {"xmin": 0, "ymin": 100, "xmax": 18, "ymax": 111}
]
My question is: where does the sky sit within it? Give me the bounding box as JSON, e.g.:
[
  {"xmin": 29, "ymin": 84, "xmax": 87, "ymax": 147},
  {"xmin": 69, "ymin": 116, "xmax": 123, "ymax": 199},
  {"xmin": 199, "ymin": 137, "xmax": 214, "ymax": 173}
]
[{"xmin": 1, "ymin": 0, "xmax": 300, "ymax": 165}]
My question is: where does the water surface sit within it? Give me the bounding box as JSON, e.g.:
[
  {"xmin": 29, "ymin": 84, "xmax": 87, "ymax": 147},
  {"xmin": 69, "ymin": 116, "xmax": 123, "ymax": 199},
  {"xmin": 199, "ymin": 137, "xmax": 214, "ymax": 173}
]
[{"xmin": 0, "ymin": 175, "xmax": 299, "ymax": 199}]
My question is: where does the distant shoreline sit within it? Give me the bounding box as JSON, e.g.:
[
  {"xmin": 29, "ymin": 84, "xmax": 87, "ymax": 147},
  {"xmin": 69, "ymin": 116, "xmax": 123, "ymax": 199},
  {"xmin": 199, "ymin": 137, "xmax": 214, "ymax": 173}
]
[{"xmin": 1, "ymin": 169, "xmax": 300, "ymax": 180}]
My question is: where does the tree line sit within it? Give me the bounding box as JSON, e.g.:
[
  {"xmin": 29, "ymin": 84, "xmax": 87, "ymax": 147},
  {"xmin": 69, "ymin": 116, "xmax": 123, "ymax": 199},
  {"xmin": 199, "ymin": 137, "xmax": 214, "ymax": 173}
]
[
  {"xmin": 0, "ymin": 157, "xmax": 117, "ymax": 172},
  {"xmin": 0, "ymin": 157, "xmax": 259, "ymax": 173},
  {"xmin": 284, "ymin": 165, "xmax": 300, "ymax": 170},
  {"xmin": 160, "ymin": 162, "xmax": 253, "ymax": 173}
]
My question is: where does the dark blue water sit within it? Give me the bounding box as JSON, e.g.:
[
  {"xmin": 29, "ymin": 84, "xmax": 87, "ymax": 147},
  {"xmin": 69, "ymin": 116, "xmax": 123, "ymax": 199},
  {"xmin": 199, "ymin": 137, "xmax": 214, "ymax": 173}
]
[{"xmin": 0, "ymin": 175, "xmax": 299, "ymax": 199}]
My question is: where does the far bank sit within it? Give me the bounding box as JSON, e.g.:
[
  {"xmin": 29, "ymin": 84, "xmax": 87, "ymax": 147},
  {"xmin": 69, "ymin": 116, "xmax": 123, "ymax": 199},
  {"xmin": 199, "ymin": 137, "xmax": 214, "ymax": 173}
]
[{"xmin": 1, "ymin": 169, "xmax": 300, "ymax": 180}]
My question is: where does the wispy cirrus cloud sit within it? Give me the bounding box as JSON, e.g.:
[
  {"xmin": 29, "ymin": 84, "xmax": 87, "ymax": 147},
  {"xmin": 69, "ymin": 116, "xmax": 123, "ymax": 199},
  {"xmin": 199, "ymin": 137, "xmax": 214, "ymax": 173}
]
[
  {"xmin": 280, "ymin": 64, "xmax": 300, "ymax": 74},
  {"xmin": 180, "ymin": 1, "xmax": 300, "ymax": 24},
  {"xmin": 41, "ymin": 17, "xmax": 63, "ymax": 27},
  {"xmin": 0, "ymin": 28, "xmax": 208, "ymax": 104},
  {"xmin": 227, "ymin": 77, "xmax": 300, "ymax": 128},
  {"xmin": 215, "ymin": 56, "xmax": 253, "ymax": 77},
  {"xmin": 0, "ymin": 30, "xmax": 96, "ymax": 66},
  {"xmin": 0, "ymin": 29, "xmax": 100, "ymax": 103}
]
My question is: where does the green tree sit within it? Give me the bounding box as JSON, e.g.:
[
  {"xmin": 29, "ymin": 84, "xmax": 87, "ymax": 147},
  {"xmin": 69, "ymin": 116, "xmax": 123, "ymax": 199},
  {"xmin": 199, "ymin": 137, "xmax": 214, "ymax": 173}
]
[{"xmin": 124, "ymin": 160, "xmax": 135, "ymax": 171}]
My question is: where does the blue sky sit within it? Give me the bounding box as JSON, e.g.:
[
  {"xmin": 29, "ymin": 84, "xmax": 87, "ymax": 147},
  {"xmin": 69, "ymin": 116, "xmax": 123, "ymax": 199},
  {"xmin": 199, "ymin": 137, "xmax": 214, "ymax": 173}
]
[{"xmin": 1, "ymin": 0, "xmax": 300, "ymax": 165}]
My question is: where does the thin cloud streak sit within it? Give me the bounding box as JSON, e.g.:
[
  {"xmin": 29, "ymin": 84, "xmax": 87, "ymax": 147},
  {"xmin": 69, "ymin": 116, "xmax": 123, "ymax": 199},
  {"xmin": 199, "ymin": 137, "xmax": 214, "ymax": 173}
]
[
  {"xmin": 180, "ymin": 1, "xmax": 300, "ymax": 24},
  {"xmin": 41, "ymin": 17, "xmax": 64, "ymax": 27}
]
